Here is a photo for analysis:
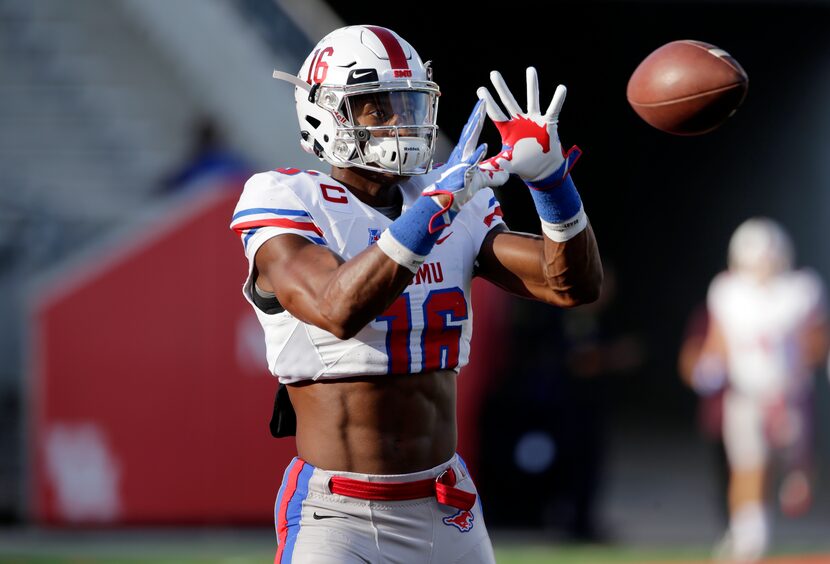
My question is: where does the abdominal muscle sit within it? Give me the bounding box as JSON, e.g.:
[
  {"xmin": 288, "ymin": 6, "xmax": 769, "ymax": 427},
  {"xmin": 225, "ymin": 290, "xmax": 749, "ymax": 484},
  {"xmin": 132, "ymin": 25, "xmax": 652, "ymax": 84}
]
[{"xmin": 286, "ymin": 369, "xmax": 457, "ymax": 475}]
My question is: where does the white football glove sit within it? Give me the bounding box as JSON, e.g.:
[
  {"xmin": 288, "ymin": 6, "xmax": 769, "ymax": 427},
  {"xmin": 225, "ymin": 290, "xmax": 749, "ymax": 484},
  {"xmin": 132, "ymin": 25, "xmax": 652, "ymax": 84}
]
[
  {"xmin": 477, "ymin": 67, "xmax": 581, "ymax": 183},
  {"xmin": 405, "ymin": 100, "xmax": 508, "ymax": 212},
  {"xmin": 421, "ymin": 145, "xmax": 490, "ymax": 213}
]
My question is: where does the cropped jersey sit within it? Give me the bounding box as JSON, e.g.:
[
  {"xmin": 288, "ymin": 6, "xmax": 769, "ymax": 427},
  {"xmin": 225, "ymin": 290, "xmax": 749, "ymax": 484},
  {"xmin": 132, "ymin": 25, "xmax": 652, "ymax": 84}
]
[
  {"xmin": 230, "ymin": 168, "xmax": 505, "ymax": 383},
  {"xmin": 708, "ymin": 269, "xmax": 826, "ymax": 398}
]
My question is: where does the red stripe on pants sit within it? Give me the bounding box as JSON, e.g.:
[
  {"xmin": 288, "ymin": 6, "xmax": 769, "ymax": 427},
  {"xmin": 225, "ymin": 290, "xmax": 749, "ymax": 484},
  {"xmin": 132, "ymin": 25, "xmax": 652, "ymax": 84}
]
[{"xmin": 275, "ymin": 461, "xmax": 304, "ymax": 564}]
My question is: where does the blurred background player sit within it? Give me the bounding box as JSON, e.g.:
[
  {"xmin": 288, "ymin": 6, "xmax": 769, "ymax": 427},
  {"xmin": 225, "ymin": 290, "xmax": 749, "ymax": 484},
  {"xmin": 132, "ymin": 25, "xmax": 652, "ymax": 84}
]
[
  {"xmin": 159, "ymin": 117, "xmax": 251, "ymax": 196},
  {"xmin": 694, "ymin": 218, "xmax": 829, "ymax": 562},
  {"xmin": 230, "ymin": 25, "xmax": 602, "ymax": 562}
]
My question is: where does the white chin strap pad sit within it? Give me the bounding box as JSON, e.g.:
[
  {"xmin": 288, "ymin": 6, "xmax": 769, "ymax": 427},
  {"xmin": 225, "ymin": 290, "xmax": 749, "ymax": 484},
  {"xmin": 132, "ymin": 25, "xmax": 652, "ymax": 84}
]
[{"xmin": 365, "ymin": 136, "xmax": 431, "ymax": 173}]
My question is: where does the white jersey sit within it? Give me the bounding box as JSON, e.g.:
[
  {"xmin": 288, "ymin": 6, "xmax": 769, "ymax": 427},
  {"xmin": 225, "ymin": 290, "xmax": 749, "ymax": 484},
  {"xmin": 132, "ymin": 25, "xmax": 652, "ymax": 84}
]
[
  {"xmin": 230, "ymin": 168, "xmax": 505, "ymax": 384},
  {"xmin": 708, "ymin": 269, "xmax": 826, "ymax": 398}
]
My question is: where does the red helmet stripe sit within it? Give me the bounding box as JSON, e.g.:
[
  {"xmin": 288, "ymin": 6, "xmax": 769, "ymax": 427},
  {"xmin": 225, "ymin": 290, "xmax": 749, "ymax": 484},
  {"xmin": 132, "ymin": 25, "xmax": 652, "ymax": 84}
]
[{"xmin": 365, "ymin": 26, "xmax": 409, "ymax": 70}]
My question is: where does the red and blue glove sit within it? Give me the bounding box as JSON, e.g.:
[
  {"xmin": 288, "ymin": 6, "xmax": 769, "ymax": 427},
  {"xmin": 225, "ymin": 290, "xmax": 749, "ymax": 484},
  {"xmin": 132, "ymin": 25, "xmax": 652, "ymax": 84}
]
[
  {"xmin": 404, "ymin": 100, "xmax": 508, "ymax": 215},
  {"xmin": 477, "ymin": 67, "xmax": 586, "ymax": 242},
  {"xmin": 378, "ymin": 101, "xmax": 508, "ymax": 272}
]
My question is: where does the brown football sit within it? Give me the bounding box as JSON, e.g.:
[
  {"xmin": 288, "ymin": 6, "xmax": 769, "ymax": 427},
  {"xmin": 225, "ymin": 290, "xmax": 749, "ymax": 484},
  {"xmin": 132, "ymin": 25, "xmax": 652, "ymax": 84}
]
[{"xmin": 627, "ymin": 40, "xmax": 748, "ymax": 135}]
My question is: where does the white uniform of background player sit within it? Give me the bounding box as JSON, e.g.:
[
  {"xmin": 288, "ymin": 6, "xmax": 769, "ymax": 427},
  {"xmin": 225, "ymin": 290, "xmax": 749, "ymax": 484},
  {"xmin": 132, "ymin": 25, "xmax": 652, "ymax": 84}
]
[{"xmin": 697, "ymin": 218, "xmax": 828, "ymax": 562}]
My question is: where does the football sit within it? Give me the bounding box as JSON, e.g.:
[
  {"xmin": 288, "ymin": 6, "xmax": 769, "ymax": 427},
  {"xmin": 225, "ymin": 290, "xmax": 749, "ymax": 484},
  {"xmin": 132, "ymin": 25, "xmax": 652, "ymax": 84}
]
[{"xmin": 626, "ymin": 40, "xmax": 748, "ymax": 135}]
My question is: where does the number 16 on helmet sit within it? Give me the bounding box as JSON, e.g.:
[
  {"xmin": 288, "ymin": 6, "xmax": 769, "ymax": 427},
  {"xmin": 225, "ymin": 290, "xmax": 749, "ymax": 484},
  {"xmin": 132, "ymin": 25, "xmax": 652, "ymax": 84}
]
[{"xmin": 272, "ymin": 25, "xmax": 440, "ymax": 176}]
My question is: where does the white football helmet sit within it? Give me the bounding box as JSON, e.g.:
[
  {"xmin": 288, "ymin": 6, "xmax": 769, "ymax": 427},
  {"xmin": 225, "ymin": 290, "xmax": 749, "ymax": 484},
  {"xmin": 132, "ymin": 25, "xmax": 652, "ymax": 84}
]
[
  {"xmin": 728, "ymin": 217, "xmax": 794, "ymax": 278},
  {"xmin": 273, "ymin": 25, "xmax": 439, "ymax": 175}
]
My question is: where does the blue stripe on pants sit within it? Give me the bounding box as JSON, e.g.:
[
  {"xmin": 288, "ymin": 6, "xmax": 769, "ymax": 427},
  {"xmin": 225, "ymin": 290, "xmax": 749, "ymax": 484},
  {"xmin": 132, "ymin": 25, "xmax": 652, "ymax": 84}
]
[{"xmin": 279, "ymin": 462, "xmax": 314, "ymax": 563}]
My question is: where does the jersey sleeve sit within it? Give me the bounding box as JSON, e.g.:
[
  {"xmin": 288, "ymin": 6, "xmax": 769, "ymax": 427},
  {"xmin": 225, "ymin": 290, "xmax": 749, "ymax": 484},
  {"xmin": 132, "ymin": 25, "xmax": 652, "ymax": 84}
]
[
  {"xmin": 230, "ymin": 172, "xmax": 327, "ymax": 266},
  {"xmin": 457, "ymin": 188, "xmax": 506, "ymax": 254},
  {"xmin": 706, "ymin": 271, "xmax": 731, "ymax": 324}
]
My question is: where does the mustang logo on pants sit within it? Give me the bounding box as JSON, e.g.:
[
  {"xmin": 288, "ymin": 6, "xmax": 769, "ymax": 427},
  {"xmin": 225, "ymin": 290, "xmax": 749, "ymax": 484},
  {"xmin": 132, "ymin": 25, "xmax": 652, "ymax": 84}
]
[{"xmin": 443, "ymin": 509, "xmax": 475, "ymax": 532}]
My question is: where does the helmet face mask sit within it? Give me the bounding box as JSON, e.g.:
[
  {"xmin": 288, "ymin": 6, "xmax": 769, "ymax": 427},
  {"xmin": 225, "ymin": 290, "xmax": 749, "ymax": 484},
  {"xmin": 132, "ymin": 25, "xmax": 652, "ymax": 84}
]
[
  {"xmin": 276, "ymin": 26, "xmax": 440, "ymax": 176},
  {"xmin": 338, "ymin": 88, "xmax": 437, "ymax": 174}
]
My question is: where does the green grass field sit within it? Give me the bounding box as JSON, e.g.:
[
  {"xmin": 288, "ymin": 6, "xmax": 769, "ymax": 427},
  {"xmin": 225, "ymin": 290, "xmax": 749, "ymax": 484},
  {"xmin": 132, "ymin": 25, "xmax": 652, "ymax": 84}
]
[
  {"xmin": 0, "ymin": 546, "xmax": 704, "ymax": 564},
  {"xmin": 1, "ymin": 528, "xmax": 828, "ymax": 564},
  {"xmin": 1, "ymin": 544, "xmax": 828, "ymax": 564}
]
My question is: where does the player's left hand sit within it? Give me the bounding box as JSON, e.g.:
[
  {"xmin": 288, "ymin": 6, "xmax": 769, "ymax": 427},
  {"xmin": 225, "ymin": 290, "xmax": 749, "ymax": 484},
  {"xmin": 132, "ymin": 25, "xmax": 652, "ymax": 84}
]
[{"xmin": 477, "ymin": 67, "xmax": 581, "ymax": 183}]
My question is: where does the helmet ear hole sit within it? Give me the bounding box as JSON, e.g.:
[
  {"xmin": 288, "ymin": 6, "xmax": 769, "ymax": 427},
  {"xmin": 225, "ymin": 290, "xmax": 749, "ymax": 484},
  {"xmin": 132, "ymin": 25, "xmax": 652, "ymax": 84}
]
[
  {"xmin": 305, "ymin": 116, "xmax": 321, "ymax": 129},
  {"xmin": 308, "ymin": 83, "xmax": 321, "ymax": 103}
]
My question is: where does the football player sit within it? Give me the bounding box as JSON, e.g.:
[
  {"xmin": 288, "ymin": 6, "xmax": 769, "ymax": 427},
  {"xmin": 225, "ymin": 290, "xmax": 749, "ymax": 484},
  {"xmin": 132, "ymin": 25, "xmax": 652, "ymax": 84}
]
[
  {"xmin": 231, "ymin": 25, "xmax": 602, "ymax": 563},
  {"xmin": 696, "ymin": 218, "xmax": 828, "ymax": 563}
]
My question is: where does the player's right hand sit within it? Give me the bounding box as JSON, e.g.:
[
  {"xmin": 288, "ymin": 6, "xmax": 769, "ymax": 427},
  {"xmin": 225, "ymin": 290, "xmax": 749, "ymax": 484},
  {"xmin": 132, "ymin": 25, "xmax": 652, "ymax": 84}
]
[
  {"xmin": 404, "ymin": 100, "xmax": 507, "ymax": 205},
  {"xmin": 422, "ymin": 143, "xmax": 493, "ymax": 213}
]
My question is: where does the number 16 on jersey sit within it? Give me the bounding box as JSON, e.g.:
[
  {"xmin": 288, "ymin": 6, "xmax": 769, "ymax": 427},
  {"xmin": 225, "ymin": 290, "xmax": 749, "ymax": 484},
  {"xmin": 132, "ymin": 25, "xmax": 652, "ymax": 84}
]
[{"xmin": 375, "ymin": 287, "xmax": 468, "ymax": 374}]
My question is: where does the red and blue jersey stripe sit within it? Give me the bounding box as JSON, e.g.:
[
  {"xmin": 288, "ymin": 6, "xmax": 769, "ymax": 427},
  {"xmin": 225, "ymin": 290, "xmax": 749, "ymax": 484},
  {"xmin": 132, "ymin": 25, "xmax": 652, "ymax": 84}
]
[{"xmin": 231, "ymin": 207, "xmax": 326, "ymax": 248}]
